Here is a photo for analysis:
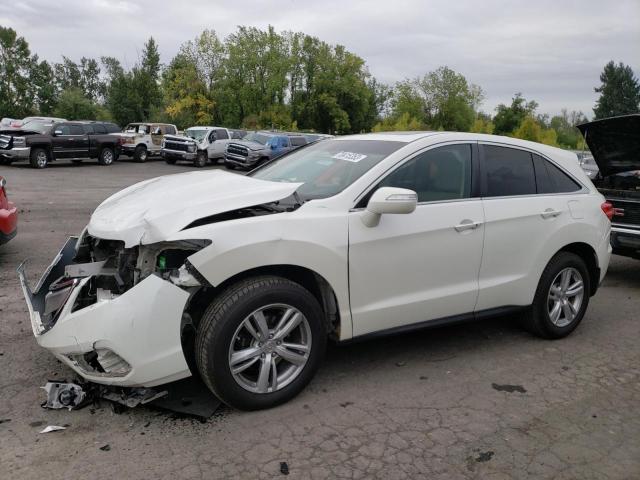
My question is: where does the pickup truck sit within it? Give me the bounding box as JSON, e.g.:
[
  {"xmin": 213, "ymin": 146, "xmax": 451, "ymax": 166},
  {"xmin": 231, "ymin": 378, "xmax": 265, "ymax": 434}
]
[
  {"xmin": 224, "ymin": 131, "xmax": 308, "ymax": 170},
  {"xmin": 161, "ymin": 126, "xmax": 246, "ymax": 167},
  {"xmin": 118, "ymin": 123, "xmax": 178, "ymax": 162},
  {"xmin": 0, "ymin": 120, "xmax": 122, "ymax": 168}
]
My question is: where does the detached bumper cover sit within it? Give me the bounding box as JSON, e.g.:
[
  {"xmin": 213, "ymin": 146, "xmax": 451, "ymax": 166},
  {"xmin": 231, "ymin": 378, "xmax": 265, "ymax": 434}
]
[{"xmin": 17, "ymin": 237, "xmax": 191, "ymax": 387}]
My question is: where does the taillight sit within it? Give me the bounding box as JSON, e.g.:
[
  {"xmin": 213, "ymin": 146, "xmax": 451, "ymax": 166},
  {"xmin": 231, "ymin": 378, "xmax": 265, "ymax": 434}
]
[{"xmin": 601, "ymin": 202, "xmax": 614, "ymax": 221}]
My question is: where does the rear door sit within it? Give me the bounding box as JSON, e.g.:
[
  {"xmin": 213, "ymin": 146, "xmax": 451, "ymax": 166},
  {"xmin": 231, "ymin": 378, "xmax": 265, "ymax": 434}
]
[{"xmin": 475, "ymin": 144, "xmax": 581, "ymax": 311}]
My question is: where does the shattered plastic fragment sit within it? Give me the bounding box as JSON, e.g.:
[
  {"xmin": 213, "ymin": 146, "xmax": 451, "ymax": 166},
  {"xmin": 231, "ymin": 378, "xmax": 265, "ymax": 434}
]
[
  {"xmin": 39, "ymin": 425, "xmax": 66, "ymax": 433},
  {"xmin": 41, "ymin": 382, "xmax": 87, "ymax": 410},
  {"xmin": 100, "ymin": 387, "xmax": 168, "ymax": 408}
]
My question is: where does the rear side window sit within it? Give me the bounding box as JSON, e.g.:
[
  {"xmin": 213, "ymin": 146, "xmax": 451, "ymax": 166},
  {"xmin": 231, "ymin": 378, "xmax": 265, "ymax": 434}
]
[
  {"xmin": 83, "ymin": 124, "xmax": 95, "ymax": 134},
  {"xmin": 483, "ymin": 145, "xmax": 536, "ymax": 197},
  {"xmin": 93, "ymin": 123, "xmax": 107, "ymax": 134},
  {"xmin": 215, "ymin": 129, "xmax": 229, "ymax": 140},
  {"xmin": 105, "ymin": 123, "xmax": 120, "ymax": 133},
  {"xmin": 69, "ymin": 125, "xmax": 84, "ymax": 135},
  {"xmin": 532, "ymin": 154, "xmax": 581, "ymax": 193},
  {"xmin": 289, "ymin": 136, "xmax": 307, "ymax": 147}
]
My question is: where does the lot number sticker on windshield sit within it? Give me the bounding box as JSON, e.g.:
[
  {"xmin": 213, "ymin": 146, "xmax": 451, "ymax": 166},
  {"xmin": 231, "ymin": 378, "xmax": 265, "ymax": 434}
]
[{"xmin": 332, "ymin": 151, "xmax": 367, "ymax": 162}]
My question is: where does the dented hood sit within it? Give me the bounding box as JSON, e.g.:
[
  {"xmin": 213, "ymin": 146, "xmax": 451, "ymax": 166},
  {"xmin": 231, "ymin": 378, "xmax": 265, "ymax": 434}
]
[
  {"xmin": 88, "ymin": 170, "xmax": 301, "ymax": 247},
  {"xmin": 577, "ymin": 114, "xmax": 640, "ymax": 177}
]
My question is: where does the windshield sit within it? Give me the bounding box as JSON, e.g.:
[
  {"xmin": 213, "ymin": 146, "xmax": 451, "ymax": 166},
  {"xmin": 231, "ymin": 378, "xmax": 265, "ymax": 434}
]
[
  {"xmin": 250, "ymin": 139, "xmax": 404, "ymax": 200},
  {"xmin": 20, "ymin": 120, "xmax": 55, "ymax": 134},
  {"xmin": 243, "ymin": 132, "xmax": 272, "ymax": 145},
  {"xmin": 186, "ymin": 129, "xmax": 208, "ymax": 141}
]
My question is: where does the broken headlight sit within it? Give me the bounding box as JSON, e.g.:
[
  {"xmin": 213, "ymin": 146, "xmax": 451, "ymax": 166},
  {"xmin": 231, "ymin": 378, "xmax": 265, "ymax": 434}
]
[
  {"xmin": 187, "ymin": 143, "xmax": 196, "ymax": 153},
  {"xmin": 43, "ymin": 277, "xmax": 79, "ymax": 321},
  {"xmin": 169, "ymin": 264, "xmax": 201, "ymax": 288}
]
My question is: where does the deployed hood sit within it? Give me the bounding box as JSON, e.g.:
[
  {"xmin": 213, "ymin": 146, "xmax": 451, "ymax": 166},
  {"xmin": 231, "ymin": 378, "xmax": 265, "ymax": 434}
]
[
  {"xmin": 577, "ymin": 114, "xmax": 640, "ymax": 177},
  {"xmin": 88, "ymin": 170, "xmax": 302, "ymax": 247},
  {"xmin": 231, "ymin": 140, "xmax": 268, "ymax": 151}
]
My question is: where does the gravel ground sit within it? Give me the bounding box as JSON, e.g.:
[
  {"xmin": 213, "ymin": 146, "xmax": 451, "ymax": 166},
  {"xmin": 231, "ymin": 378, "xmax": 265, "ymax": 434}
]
[{"xmin": 0, "ymin": 158, "xmax": 639, "ymax": 479}]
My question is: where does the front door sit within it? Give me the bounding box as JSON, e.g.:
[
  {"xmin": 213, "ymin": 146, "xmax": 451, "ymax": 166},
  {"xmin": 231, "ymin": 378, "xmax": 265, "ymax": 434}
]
[{"xmin": 348, "ymin": 143, "xmax": 485, "ymax": 337}]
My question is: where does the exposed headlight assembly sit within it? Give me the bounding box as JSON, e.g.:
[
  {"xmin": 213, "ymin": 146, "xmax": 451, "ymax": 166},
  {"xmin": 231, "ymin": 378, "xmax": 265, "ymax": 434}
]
[{"xmin": 187, "ymin": 144, "xmax": 196, "ymax": 153}]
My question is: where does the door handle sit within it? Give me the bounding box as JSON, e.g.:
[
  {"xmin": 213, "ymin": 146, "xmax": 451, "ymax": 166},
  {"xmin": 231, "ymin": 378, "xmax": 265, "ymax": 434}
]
[
  {"xmin": 454, "ymin": 220, "xmax": 482, "ymax": 232},
  {"xmin": 541, "ymin": 208, "xmax": 561, "ymax": 219}
]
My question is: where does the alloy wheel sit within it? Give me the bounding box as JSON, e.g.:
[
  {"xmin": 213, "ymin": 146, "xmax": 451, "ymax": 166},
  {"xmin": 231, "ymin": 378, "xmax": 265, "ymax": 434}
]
[
  {"xmin": 547, "ymin": 267, "xmax": 584, "ymax": 327},
  {"xmin": 228, "ymin": 304, "xmax": 312, "ymax": 394},
  {"xmin": 36, "ymin": 151, "xmax": 47, "ymax": 168}
]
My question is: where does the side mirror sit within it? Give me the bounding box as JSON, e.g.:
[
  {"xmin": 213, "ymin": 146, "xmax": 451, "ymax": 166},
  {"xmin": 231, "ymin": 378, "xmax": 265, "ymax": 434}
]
[
  {"xmin": 361, "ymin": 187, "xmax": 417, "ymax": 227},
  {"xmin": 270, "ymin": 143, "xmax": 277, "ymax": 150}
]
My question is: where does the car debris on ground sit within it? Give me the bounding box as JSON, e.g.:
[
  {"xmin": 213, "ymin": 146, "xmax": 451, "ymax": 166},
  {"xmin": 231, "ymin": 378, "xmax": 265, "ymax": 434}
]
[
  {"xmin": 39, "ymin": 377, "xmax": 221, "ymax": 422},
  {"xmin": 39, "ymin": 425, "xmax": 66, "ymax": 434}
]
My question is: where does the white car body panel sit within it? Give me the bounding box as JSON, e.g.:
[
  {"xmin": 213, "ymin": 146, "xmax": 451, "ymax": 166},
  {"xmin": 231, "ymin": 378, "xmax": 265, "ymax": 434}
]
[
  {"xmin": 348, "ymin": 200, "xmax": 484, "ymax": 336},
  {"xmin": 19, "ymin": 131, "xmax": 612, "ymax": 387},
  {"xmin": 88, "ymin": 170, "xmax": 302, "ymax": 247}
]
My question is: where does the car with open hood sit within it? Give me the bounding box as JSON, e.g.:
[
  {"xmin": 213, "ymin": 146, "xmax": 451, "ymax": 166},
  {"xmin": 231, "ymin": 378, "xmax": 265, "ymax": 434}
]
[
  {"xmin": 577, "ymin": 114, "xmax": 640, "ymax": 259},
  {"xmin": 18, "ymin": 132, "xmax": 611, "ymax": 410}
]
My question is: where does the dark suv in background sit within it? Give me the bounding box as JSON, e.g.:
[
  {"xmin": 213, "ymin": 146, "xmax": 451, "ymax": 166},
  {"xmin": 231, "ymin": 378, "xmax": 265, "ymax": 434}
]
[{"xmin": 0, "ymin": 120, "xmax": 122, "ymax": 168}]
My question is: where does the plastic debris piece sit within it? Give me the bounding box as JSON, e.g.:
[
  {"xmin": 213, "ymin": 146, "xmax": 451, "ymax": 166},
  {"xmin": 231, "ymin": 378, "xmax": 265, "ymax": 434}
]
[
  {"xmin": 99, "ymin": 444, "xmax": 111, "ymax": 451},
  {"xmin": 41, "ymin": 382, "xmax": 87, "ymax": 410},
  {"xmin": 280, "ymin": 462, "xmax": 290, "ymax": 475},
  {"xmin": 39, "ymin": 425, "xmax": 66, "ymax": 433}
]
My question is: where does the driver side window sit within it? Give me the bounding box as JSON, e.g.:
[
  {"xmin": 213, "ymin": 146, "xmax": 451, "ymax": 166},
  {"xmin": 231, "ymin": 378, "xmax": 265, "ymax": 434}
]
[{"xmin": 378, "ymin": 144, "xmax": 473, "ymax": 203}]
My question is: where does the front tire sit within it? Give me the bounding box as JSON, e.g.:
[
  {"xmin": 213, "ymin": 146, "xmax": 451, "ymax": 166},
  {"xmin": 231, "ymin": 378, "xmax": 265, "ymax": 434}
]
[
  {"xmin": 29, "ymin": 148, "xmax": 49, "ymax": 169},
  {"xmin": 134, "ymin": 145, "xmax": 147, "ymax": 162},
  {"xmin": 195, "ymin": 276, "xmax": 326, "ymax": 410},
  {"xmin": 194, "ymin": 151, "xmax": 207, "ymax": 168},
  {"xmin": 523, "ymin": 252, "xmax": 590, "ymax": 339},
  {"xmin": 98, "ymin": 147, "xmax": 115, "ymax": 166}
]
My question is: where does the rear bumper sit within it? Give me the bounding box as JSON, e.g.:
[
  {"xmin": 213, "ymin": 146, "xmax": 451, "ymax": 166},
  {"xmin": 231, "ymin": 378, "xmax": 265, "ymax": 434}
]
[
  {"xmin": 161, "ymin": 149, "xmax": 196, "ymax": 161},
  {"xmin": 0, "ymin": 147, "xmax": 30, "ymax": 160},
  {"xmin": 611, "ymin": 225, "xmax": 640, "ymax": 258},
  {"xmin": 17, "ymin": 237, "xmax": 192, "ymax": 387}
]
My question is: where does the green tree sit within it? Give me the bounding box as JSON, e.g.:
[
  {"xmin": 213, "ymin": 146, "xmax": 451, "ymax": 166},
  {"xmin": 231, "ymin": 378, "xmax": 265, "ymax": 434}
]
[
  {"xmin": 389, "ymin": 80, "xmax": 425, "ymax": 124},
  {"xmin": 53, "ymin": 87, "xmax": 99, "ymax": 120},
  {"xmin": 493, "ymin": 93, "xmax": 538, "ymax": 135},
  {"xmin": 31, "ymin": 58, "xmax": 57, "ymax": 115},
  {"xmin": 593, "ymin": 61, "xmax": 640, "ymax": 119},
  {"xmin": 0, "ymin": 26, "xmax": 35, "ymax": 118},
  {"xmin": 549, "ymin": 109, "xmax": 588, "ymax": 149},
  {"xmin": 513, "ymin": 115, "xmax": 557, "ymax": 146},
  {"xmin": 162, "ymin": 54, "xmax": 214, "ymax": 128},
  {"xmin": 417, "ymin": 66, "xmax": 483, "ymax": 131}
]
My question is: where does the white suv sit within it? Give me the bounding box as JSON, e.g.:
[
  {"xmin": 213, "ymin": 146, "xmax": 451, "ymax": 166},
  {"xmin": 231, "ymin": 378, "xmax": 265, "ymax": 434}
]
[{"xmin": 18, "ymin": 132, "xmax": 612, "ymax": 410}]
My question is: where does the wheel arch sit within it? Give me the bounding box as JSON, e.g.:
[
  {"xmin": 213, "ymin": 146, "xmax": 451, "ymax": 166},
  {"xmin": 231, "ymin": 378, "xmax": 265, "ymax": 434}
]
[
  {"xmin": 556, "ymin": 242, "xmax": 600, "ymax": 296},
  {"xmin": 180, "ymin": 264, "xmax": 342, "ymax": 375}
]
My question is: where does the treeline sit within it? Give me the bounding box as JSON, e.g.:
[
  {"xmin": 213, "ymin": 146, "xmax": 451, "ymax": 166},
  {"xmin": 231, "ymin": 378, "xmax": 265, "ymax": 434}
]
[{"xmin": 1, "ymin": 25, "xmax": 639, "ymax": 148}]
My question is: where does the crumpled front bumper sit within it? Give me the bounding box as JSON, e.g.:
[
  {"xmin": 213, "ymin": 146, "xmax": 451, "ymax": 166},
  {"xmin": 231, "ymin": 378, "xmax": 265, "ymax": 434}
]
[
  {"xmin": 0, "ymin": 147, "xmax": 30, "ymax": 160},
  {"xmin": 17, "ymin": 237, "xmax": 192, "ymax": 387}
]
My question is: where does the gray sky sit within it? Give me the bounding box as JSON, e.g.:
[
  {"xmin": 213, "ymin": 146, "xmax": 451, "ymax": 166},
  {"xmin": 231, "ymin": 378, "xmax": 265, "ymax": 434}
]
[{"xmin": 2, "ymin": 0, "xmax": 639, "ymax": 118}]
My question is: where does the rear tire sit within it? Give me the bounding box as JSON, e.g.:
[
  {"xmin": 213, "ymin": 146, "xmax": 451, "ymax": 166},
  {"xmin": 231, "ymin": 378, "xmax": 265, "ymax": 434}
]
[
  {"xmin": 195, "ymin": 276, "xmax": 326, "ymax": 410},
  {"xmin": 98, "ymin": 147, "xmax": 115, "ymax": 166},
  {"xmin": 522, "ymin": 252, "xmax": 590, "ymax": 339},
  {"xmin": 29, "ymin": 148, "xmax": 49, "ymax": 169},
  {"xmin": 194, "ymin": 151, "xmax": 207, "ymax": 168},
  {"xmin": 134, "ymin": 145, "xmax": 147, "ymax": 162}
]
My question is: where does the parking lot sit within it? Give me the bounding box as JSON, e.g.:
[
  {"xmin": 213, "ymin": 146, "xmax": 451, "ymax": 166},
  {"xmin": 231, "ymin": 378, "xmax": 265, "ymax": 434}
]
[{"xmin": 0, "ymin": 158, "xmax": 639, "ymax": 479}]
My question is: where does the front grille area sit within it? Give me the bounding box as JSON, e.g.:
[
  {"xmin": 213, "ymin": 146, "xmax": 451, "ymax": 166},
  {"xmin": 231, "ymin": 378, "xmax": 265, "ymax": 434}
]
[
  {"xmin": 0, "ymin": 135, "xmax": 11, "ymax": 149},
  {"xmin": 227, "ymin": 144, "xmax": 249, "ymax": 157},
  {"xmin": 608, "ymin": 198, "xmax": 640, "ymax": 227},
  {"xmin": 164, "ymin": 140, "xmax": 190, "ymax": 152}
]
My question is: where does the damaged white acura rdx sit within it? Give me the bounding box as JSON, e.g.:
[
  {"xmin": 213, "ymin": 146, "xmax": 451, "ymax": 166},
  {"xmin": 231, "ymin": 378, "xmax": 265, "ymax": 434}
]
[{"xmin": 19, "ymin": 132, "xmax": 612, "ymax": 410}]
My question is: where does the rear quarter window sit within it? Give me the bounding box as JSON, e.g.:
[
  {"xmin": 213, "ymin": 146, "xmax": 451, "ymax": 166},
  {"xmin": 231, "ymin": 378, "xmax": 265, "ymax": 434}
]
[
  {"xmin": 290, "ymin": 136, "xmax": 307, "ymax": 147},
  {"xmin": 532, "ymin": 154, "xmax": 582, "ymax": 193}
]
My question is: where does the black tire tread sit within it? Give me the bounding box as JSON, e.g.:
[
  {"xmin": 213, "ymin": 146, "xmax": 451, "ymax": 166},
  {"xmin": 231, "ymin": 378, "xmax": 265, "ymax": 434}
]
[
  {"xmin": 522, "ymin": 251, "xmax": 590, "ymax": 339},
  {"xmin": 195, "ymin": 276, "xmax": 321, "ymax": 408}
]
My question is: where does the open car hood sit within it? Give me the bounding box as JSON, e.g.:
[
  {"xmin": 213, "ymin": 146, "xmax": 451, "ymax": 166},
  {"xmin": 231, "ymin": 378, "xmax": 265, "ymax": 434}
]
[
  {"xmin": 88, "ymin": 170, "xmax": 301, "ymax": 247},
  {"xmin": 577, "ymin": 114, "xmax": 640, "ymax": 177}
]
